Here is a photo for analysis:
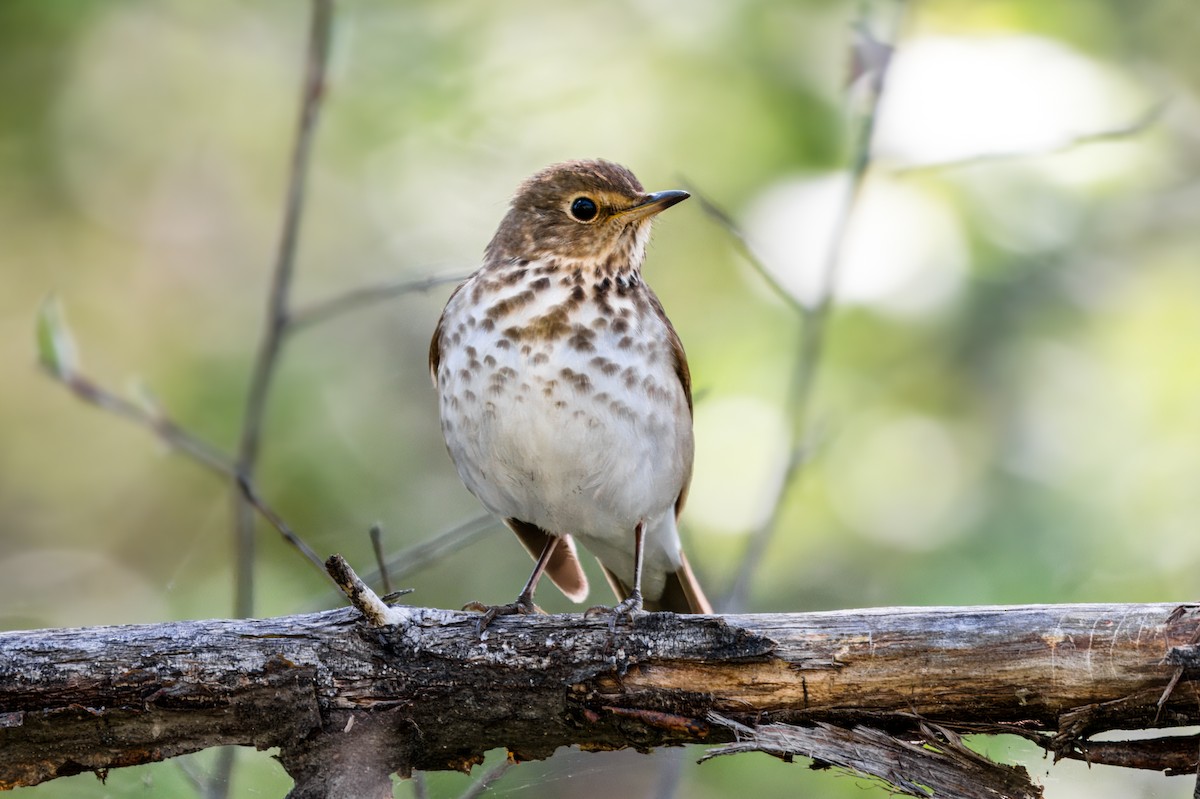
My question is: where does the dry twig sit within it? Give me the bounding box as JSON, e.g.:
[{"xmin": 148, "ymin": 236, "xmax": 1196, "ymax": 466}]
[
  {"xmin": 893, "ymin": 101, "xmax": 1166, "ymax": 174},
  {"xmin": 719, "ymin": 4, "xmax": 909, "ymax": 612},
  {"xmin": 233, "ymin": 0, "xmax": 335, "ymax": 619},
  {"xmin": 703, "ymin": 715, "xmax": 1042, "ymax": 799}
]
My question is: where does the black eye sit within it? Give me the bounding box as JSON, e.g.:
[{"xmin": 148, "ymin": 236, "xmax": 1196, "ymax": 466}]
[{"xmin": 570, "ymin": 197, "xmax": 598, "ymax": 222}]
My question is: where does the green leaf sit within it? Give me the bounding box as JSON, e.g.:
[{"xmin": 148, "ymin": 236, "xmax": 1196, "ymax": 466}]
[{"xmin": 36, "ymin": 295, "xmax": 79, "ymax": 378}]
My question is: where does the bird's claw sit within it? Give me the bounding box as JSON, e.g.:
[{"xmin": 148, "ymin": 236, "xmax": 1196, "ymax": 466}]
[
  {"xmin": 585, "ymin": 592, "xmax": 644, "ymax": 631},
  {"xmin": 463, "ymin": 597, "xmax": 541, "ymax": 631}
]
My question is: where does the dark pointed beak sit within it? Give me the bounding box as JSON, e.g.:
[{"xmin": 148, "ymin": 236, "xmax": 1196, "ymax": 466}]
[{"xmin": 617, "ymin": 189, "xmax": 690, "ymax": 221}]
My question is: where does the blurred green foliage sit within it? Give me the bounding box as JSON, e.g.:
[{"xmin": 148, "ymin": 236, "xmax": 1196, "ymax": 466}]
[{"xmin": 2, "ymin": 0, "xmax": 1198, "ymax": 796}]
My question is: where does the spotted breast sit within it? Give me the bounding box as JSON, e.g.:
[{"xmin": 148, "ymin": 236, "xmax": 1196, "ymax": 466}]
[{"xmin": 430, "ymin": 159, "xmax": 711, "ymax": 621}]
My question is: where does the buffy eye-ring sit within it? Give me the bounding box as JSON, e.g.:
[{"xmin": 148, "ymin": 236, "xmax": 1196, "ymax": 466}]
[{"xmin": 570, "ymin": 197, "xmax": 598, "ymax": 222}]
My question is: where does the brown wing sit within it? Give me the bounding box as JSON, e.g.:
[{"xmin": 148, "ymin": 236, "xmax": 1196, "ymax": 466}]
[
  {"xmin": 645, "ymin": 288, "xmax": 693, "ymax": 417},
  {"xmin": 429, "ymin": 314, "xmax": 445, "ymax": 387},
  {"xmin": 631, "ymin": 289, "xmax": 709, "ymax": 614},
  {"xmin": 429, "ymin": 281, "xmax": 467, "ymax": 386},
  {"xmin": 645, "ymin": 287, "xmax": 693, "ymax": 518},
  {"xmin": 505, "ymin": 518, "xmax": 589, "ymax": 603}
]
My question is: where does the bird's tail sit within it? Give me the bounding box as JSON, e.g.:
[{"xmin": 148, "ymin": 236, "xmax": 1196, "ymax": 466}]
[{"xmin": 602, "ymin": 550, "xmax": 712, "ymax": 614}]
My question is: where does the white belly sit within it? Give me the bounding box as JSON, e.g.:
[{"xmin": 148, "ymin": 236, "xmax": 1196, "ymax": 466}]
[{"xmin": 435, "ymin": 269, "xmax": 693, "ymax": 592}]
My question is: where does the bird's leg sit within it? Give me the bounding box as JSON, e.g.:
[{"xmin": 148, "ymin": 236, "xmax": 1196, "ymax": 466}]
[
  {"xmin": 586, "ymin": 520, "xmax": 646, "ymax": 629},
  {"xmin": 615, "ymin": 520, "xmax": 647, "ymax": 616},
  {"xmin": 464, "ymin": 535, "xmax": 560, "ymax": 630}
]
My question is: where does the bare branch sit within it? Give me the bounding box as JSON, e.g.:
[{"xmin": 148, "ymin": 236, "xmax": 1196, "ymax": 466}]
[
  {"xmin": 369, "ymin": 523, "xmax": 393, "ymax": 596},
  {"xmin": 724, "ymin": 3, "xmax": 909, "ymax": 612},
  {"xmin": 232, "ymin": 0, "xmax": 335, "ymax": 618},
  {"xmin": 685, "ymin": 187, "xmax": 805, "ymax": 316},
  {"xmin": 37, "ymin": 0, "xmax": 478, "ymax": 612},
  {"xmin": 3, "ymin": 602, "xmax": 1198, "ymax": 795},
  {"xmin": 45, "ymin": 369, "xmax": 234, "ymax": 479},
  {"xmin": 289, "ymin": 273, "xmax": 467, "ymax": 331},
  {"xmin": 365, "ymin": 513, "xmax": 499, "ymax": 587},
  {"xmin": 234, "ymin": 473, "xmax": 331, "ymax": 578},
  {"xmin": 324, "ymin": 554, "xmax": 411, "ymax": 627},
  {"xmin": 42, "ymin": 354, "xmax": 334, "ymax": 589},
  {"xmin": 702, "ymin": 716, "xmax": 1041, "ymax": 799},
  {"xmin": 893, "ymin": 101, "xmax": 1167, "ymax": 175},
  {"xmin": 1041, "ymin": 733, "xmax": 1200, "ymax": 774}
]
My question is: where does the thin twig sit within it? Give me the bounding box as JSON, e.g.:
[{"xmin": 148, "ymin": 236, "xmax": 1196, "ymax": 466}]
[
  {"xmin": 46, "ymin": 371, "xmax": 234, "ymax": 479},
  {"xmin": 289, "ymin": 273, "xmax": 467, "ymax": 331},
  {"xmin": 39, "ymin": 0, "xmax": 483, "ymax": 626},
  {"xmin": 701, "ymin": 715, "xmax": 1041, "ymax": 799},
  {"xmin": 325, "ymin": 554, "xmax": 411, "ymax": 626},
  {"xmin": 367, "ymin": 514, "xmax": 498, "ymax": 587},
  {"xmin": 685, "ymin": 189, "xmax": 805, "ymax": 316},
  {"xmin": 43, "ymin": 364, "xmax": 333, "ymax": 589},
  {"xmin": 893, "ymin": 101, "xmax": 1167, "ymax": 175},
  {"xmin": 658, "ymin": 12, "xmax": 904, "ymax": 799},
  {"xmin": 723, "ymin": 3, "xmax": 908, "ymax": 613},
  {"xmin": 369, "ymin": 523, "xmax": 393, "ymax": 596},
  {"xmin": 1157, "ymin": 609, "xmax": 1200, "ymax": 721},
  {"xmin": 212, "ymin": 5, "xmax": 334, "ymax": 798},
  {"xmin": 300, "ymin": 514, "xmax": 496, "ymax": 614},
  {"xmin": 231, "ymin": 0, "xmax": 334, "ymax": 620},
  {"xmin": 235, "ymin": 474, "xmax": 330, "ymax": 576}
]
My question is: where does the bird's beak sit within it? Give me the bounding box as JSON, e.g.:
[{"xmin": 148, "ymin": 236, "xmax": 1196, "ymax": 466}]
[{"xmin": 615, "ymin": 189, "xmax": 690, "ymax": 222}]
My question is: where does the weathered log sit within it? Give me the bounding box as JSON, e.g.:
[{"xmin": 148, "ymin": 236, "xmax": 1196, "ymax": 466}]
[{"xmin": 1, "ymin": 603, "xmax": 1197, "ymax": 797}]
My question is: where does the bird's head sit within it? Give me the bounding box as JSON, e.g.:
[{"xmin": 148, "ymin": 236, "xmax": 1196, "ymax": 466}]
[{"xmin": 486, "ymin": 159, "xmax": 688, "ymax": 275}]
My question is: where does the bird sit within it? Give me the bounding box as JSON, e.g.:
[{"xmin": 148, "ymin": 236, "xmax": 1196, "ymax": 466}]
[{"xmin": 429, "ymin": 159, "xmax": 711, "ymax": 625}]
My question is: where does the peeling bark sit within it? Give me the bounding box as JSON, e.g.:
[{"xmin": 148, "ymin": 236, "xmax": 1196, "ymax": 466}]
[{"xmin": 1, "ymin": 603, "xmax": 1197, "ymax": 797}]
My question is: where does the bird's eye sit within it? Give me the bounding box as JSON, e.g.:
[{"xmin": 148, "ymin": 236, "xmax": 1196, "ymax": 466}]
[{"xmin": 570, "ymin": 197, "xmax": 598, "ymax": 222}]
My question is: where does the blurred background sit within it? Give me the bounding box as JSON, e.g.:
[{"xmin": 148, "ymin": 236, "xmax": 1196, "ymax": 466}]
[{"xmin": 2, "ymin": 0, "xmax": 1198, "ymax": 797}]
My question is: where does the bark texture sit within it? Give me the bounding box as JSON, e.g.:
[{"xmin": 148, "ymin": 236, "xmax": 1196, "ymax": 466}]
[{"xmin": 2, "ymin": 603, "xmax": 1198, "ymax": 797}]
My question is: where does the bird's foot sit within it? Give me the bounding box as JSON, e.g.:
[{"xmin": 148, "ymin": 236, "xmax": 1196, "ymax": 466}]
[
  {"xmin": 463, "ymin": 595, "xmax": 541, "ymax": 631},
  {"xmin": 585, "ymin": 591, "xmax": 644, "ymax": 632}
]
